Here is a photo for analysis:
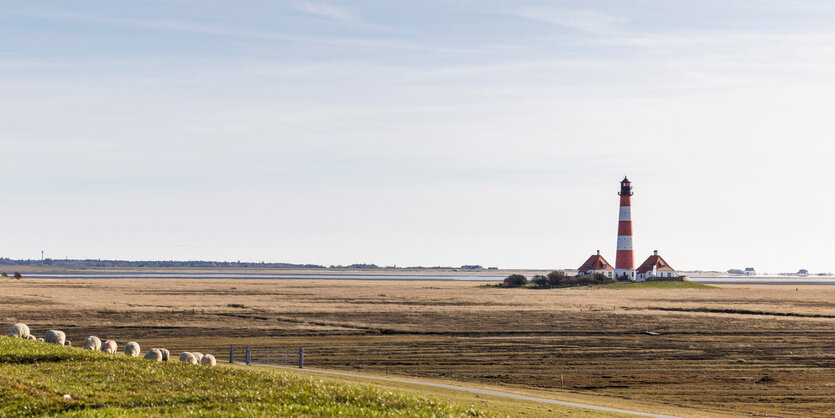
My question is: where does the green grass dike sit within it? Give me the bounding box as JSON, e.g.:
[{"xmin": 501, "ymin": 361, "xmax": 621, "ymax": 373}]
[
  {"xmin": 600, "ymin": 280, "xmax": 715, "ymax": 289},
  {"xmin": 0, "ymin": 337, "xmax": 490, "ymax": 417}
]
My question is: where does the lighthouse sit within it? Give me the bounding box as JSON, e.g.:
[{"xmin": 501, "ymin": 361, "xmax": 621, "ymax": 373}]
[{"xmin": 615, "ymin": 177, "xmax": 635, "ymax": 279}]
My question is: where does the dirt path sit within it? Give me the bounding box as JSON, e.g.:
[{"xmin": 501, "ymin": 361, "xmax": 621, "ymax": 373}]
[{"xmin": 255, "ymin": 364, "xmax": 681, "ymax": 418}]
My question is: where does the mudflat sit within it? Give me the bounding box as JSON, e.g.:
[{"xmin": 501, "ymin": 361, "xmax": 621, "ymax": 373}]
[{"xmin": 2, "ymin": 276, "xmax": 833, "ymax": 416}]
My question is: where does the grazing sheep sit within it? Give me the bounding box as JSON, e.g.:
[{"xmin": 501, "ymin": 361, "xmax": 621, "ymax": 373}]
[
  {"xmin": 179, "ymin": 352, "xmax": 197, "ymax": 364},
  {"xmin": 102, "ymin": 340, "xmax": 117, "ymax": 354},
  {"xmin": 124, "ymin": 342, "xmax": 140, "ymax": 357},
  {"xmin": 83, "ymin": 336, "xmax": 102, "ymax": 351},
  {"xmin": 36, "ymin": 337, "xmax": 45, "ymax": 343},
  {"xmin": 159, "ymin": 348, "xmax": 170, "ymax": 362},
  {"xmin": 27, "ymin": 335, "xmax": 37, "ymax": 341},
  {"xmin": 45, "ymin": 330, "xmax": 66, "ymax": 345},
  {"xmin": 192, "ymin": 352, "xmax": 204, "ymax": 363},
  {"xmin": 7, "ymin": 323, "xmax": 30, "ymax": 339},
  {"xmin": 64, "ymin": 340, "xmax": 71, "ymax": 347},
  {"xmin": 143, "ymin": 348, "xmax": 163, "ymax": 361},
  {"xmin": 200, "ymin": 354, "xmax": 217, "ymax": 366}
]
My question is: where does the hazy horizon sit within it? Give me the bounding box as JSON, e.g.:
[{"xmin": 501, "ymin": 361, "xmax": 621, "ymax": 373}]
[
  {"xmin": 0, "ymin": 257, "xmax": 823, "ymax": 275},
  {"xmin": 3, "ymin": 1, "xmax": 834, "ymax": 273}
]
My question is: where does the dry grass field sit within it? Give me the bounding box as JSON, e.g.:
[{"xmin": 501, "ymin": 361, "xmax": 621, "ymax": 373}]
[{"xmin": 1, "ymin": 276, "xmax": 833, "ymax": 417}]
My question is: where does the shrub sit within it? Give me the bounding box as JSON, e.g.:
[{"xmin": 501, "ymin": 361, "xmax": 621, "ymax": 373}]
[
  {"xmin": 503, "ymin": 274, "xmax": 527, "ymax": 287},
  {"xmin": 509, "ymin": 271, "xmax": 630, "ymax": 289},
  {"xmin": 547, "ymin": 270, "xmax": 566, "ymax": 287},
  {"xmin": 13, "ymin": 272, "xmax": 21, "ymax": 280},
  {"xmin": 575, "ymin": 275, "xmax": 593, "ymax": 286},
  {"xmin": 644, "ymin": 275, "xmax": 684, "ymax": 282},
  {"xmin": 592, "ymin": 273, "xmax": 609, "ymax": 283},
  {"xmin": 530, "ymin": 275, "xmax": 548, "ymax": 287}
]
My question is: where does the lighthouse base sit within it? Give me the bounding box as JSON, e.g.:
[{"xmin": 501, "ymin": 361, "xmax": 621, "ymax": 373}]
[{"xmin": 614, "ymin": 269, "xmax": 636, "ymax": 281}]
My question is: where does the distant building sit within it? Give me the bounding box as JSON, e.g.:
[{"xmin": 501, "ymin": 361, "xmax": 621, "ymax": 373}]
[
  {"xmin": 578, "ymin": 250, "xmax": 615, "ymax": 277},
  {"xmin": 744, "ymin": 267, "xmax": 756, "ymax": 276},
  {"xmin": 635, "ymin": 251, "xmax": 678, "ymax": 281},
  {"xmin": 797, "ymin": 269, "xmax": 809, "ymax": 276}
]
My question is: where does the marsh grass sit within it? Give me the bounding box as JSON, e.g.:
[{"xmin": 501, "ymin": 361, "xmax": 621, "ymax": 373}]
[
  {"xmin": 600, "ymin": 281, "xmax": 715, "ymax": 289},
  {"xmin": 2, "ymin": 278, "xmax": 834, "ymax": 416}
]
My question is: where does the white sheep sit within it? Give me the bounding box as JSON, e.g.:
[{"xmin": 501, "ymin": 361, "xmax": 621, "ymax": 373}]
[
  {"xmin": 64, "ymin": 340, "xmax": 71, "ymax": 347},
  {"xmin": 83, "ymin": 336, "xmax": 102, "ymax": 351},
  {"xmin": 45, "ymin": 330, "xmax": 66, "ymax": 345},
  {"xmin": 124, "ymin": 342, "xmax": 140, "ymax": 357},
  {"xmin": 143, "ymin": 348, "xmax": 163, "ymax": 361},
  {"xmin": 159, "ymin": 348, "xmax": 170, "ymax": 362},
  {"xmin": 27, "ymin": 335, "xmax": 37, "ymax": 341},
  {"xmin": 36, "ymin": 337, "xmax": 45, "ymax": 343},
  {"xmin": 7, "ymin": 323, "xmax": 30, "ymax": 339},
  {"xmin": 179, "ymin": 352, "xmax": 197, "ymax": 364},
  {"xmin": 192, "ymin": 352, "xmax": 204, "ymax": 363},
  {"xmin": 200, "ymin": 354, "xmax": 217, "ymax": 366},
  {"xmin": 101, "ymin": 340, "xmax": 117, "ymax": 354}
]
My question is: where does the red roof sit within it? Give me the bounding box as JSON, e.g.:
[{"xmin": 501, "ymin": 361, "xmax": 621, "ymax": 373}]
[
  {"xmin": 578, "ymin": 254, "xmax": 614, "ymax": 273},
  {"xmin": 636, "ymin": 254, "xmax": 675, "ymax": 274}
]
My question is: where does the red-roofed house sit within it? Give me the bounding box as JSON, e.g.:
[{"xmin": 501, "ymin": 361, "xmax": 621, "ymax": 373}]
[
  {"xmin": 635, "ymin": 250, "xmax": 678, "ymax": 281},
  {"xmin": 578, "ymin": 250, "xmax": 615, "ymax": 277}
]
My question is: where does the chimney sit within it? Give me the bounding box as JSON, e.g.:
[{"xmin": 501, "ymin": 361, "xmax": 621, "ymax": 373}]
[
  {"xmin": 653, "ymin": 250, "xmax": 658, "ymax": 256},
  {"xmin": 597, "ymin": 250, "xmax": 600, "ymax": 256}
]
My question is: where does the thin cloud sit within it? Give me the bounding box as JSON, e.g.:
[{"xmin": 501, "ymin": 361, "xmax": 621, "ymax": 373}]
[
  {"xmin": 296, "ymin": 2, "xmax": 356, "ymax": 24},
  {"xmin": 597, "ymin": 30, "xmax": 835, "ymax": 48},
  {"xmin": 13, "ymin": 10, "xmax": 442, "ymax": 54},
  {"xmin": 515, "ymin": 8, "xmax": 627, "ymax": 34},
  {"xmin": 13, "ymin": 10, "xmax": 295, "ymax": 41},
  {"xmin": 293, "ymin": 2, "xmax": 411, "ymax": 35}
]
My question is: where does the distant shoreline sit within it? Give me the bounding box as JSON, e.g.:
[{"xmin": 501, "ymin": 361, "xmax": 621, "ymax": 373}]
[
  {"xmin": 2, "ymin": 259, "xmax": 827, "ymax": 279},
  {"xmin": 6, "ymin": 269, "xmax": 834, "ymax": 284}
]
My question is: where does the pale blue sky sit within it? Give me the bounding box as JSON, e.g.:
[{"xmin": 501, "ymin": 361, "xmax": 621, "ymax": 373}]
[{"xmin": 2, "ymin": 1, "xmax": 834, "ymax": 272}]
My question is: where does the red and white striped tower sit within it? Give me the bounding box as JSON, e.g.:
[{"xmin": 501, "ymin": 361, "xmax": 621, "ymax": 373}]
[{"xmin": 615, "ymin": 177, "xmax": 635, "ymax": 279}]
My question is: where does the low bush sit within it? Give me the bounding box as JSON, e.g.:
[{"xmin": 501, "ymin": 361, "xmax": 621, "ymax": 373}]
[
  {"xmin": 644, "ymin": 276, "xmax": 685, "ymax": 282},
  {"xmin": 529, "ymin": 271, "xmax": 624, "ymax": 288},
  {"xmin": 530, "ymin": 275, "xmax": 548, "ymax": 287},
  {"xmin": 502, "ymin": 274, "xmax": 527, "ymax": 287},
  {"xmin": 547, "ymin": 270, "xmax": 566, "ymax": 287},
  {"xmin": 591, "ymin": 273, "xmax": 609, "ymax": 283}
]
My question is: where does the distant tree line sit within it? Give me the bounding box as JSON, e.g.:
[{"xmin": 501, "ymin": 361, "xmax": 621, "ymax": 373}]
[
  {"xmin": 501, "ymin": 270, "xmax": 630, "ymax": 288},
  {"xmin": 0, "ymin": 258, "xmax": 490, "ymax": 271},
  {"xmin": 328, "ymin": 264, "xmax": 381, "ymax": 269},
  {"xmin": 0, "ymin": 258, "xmax": 327, "ymax": 269}
]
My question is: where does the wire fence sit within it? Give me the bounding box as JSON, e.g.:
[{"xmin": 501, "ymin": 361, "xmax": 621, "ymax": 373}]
[
  {"xmin": 137, "ymin": 345, "xmax": 304, "ymax": 368},
  {"xmin": 230, "ymin": 346, "xmax": 304, "ymax": 368}
]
